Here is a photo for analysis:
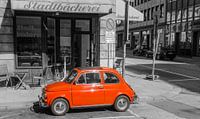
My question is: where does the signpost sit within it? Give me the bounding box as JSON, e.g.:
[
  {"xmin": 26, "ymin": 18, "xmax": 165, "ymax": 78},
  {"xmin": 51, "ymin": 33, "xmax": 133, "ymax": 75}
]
[
  {"xmin": 105, "ymin": 18, "xmax": 115, "ymax": 67},
  {"xmin": 150, "ymin": 11, "xmax": 160, "ymax": 80}
]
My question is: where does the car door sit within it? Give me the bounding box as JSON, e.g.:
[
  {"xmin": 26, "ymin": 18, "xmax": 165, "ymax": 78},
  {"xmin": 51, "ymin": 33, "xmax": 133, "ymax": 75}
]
[
  {"xmin": 102, "ymin": 71, "xmax": 121, "ymax": 104},
  {"xmin": 71, "ymin": 72, "xmax": 105, "ymax": 106}
]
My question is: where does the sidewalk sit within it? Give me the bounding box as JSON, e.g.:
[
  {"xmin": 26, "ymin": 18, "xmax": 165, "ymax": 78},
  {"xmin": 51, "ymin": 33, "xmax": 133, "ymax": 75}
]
[
  {"xmin": 125, "ymin": 71, "xmax": 182, "ymax": 103},
  {"xmin": 0, "ymin": 87, "xmax": 42, "ymax": 111}
]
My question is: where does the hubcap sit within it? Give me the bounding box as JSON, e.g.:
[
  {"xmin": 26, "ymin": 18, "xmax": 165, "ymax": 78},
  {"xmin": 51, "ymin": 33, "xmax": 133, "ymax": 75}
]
[
  {"xmin": 54, "ymin": 101, "xmax": 66, "ymax": 114},
  {"xmin": 117, "ymin": 98, "xmax": 128, "ymax": 110}
]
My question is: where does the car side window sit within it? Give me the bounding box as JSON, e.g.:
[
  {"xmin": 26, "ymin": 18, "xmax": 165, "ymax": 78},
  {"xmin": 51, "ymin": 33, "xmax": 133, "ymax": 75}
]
[
  {"xmin": 77, "ymin": 75, "xmax": 86, "ymax": 84},
  {"xmin": 104, "ymin": 73, "xmax": 119, "ymax": 84},
  {"xmin": 86, "ymin": 73, "xmax": 101, "ymax": 84}
]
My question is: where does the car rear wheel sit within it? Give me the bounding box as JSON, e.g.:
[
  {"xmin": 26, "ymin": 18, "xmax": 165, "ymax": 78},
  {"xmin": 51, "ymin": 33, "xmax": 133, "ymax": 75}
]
[
  {"xmin": 51, "ymin": 98, "xmax": 69, "ymax": 116},
  {"xmin": 114, "ymin": 95, "xmax": 130, "ymax": 112}
]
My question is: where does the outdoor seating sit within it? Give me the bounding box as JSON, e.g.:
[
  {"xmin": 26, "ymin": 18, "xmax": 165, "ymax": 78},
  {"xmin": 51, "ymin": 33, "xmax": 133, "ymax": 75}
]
[
  {"xmin": 14, "ymin": 69, "xmax": 30, "ymax": 89},
  {"xmin": 0, "ymin": 64, "xmax": 10, "ymax": 87},
  {"xmin": 33, "ymin": 65, "xmax": 53, "ymax": 86}
]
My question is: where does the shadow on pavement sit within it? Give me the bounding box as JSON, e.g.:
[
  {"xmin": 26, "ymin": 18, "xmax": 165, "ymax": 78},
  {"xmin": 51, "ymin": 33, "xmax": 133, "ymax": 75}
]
[{"xmin": 31, "ymin": 101, "xmax": 114, "ymax": 115}]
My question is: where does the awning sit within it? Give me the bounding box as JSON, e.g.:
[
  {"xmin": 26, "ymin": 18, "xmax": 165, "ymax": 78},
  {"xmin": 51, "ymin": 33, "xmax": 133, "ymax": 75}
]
[
  {"xmin": 116, "ymin": 0, "xmax": 144, "ymax": 21},
  {"xmin": 11, "ymin": 0, "xmax": 114, "ymax": 14}
]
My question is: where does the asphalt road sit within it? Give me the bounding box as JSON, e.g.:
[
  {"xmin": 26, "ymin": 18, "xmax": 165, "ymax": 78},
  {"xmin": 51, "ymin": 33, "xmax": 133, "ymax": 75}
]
[
  {"xmin": 0, "ymin": 104, "xmax": 140, "ymax": 119},
  {"xmin": 126, "ymin": 63, "xmax": 200, "ymax": 93}
]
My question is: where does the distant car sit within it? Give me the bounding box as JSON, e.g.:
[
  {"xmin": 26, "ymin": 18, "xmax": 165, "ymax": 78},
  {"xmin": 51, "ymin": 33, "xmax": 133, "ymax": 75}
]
[
  {"xmin": 146, "ymin": 49, "xmax": 176, "ymax": 60},
  {"xmin": 39, "ymin": 67, "xmax": 136, "ymax": 116}
]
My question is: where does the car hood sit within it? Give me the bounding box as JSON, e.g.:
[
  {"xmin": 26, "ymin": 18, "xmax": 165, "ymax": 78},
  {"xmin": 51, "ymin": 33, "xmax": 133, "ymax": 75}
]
[{"xmin": 46, "ymin": 81, "xmax": 71, "ymax": 92}]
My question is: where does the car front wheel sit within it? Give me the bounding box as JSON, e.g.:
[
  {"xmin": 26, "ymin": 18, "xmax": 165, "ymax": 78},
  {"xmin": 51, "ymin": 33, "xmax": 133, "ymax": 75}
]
[
  {"xmin": 114, "ymin": 95, "xmax": 130, "ymax": 112},
  {"xmin": 51, "ymin": 98, "xmax": 69, "ymax": 116}
]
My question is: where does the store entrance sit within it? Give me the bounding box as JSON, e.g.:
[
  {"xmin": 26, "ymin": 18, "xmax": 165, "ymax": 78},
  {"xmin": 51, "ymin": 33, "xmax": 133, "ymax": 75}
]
[
  {"xmin": 45, "ymin": 18, "xmax": 93, "ymax": 77},
  {"xmin": 193, "ymin": 31, "xmax": 200, "ymax": 56},
  {"xmin": 73, "ymin": 34, "xmax": 91, "ymax": 67}
]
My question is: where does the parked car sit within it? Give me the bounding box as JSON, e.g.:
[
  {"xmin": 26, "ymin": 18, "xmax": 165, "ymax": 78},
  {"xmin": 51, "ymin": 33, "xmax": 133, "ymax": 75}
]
[
  {"xmin": 39, "ymin": 67, "xmax": 136, "ymax": 116},
  {"xmin": 145, "ymin": 49, "xmax": 176, "ymax": 60}
]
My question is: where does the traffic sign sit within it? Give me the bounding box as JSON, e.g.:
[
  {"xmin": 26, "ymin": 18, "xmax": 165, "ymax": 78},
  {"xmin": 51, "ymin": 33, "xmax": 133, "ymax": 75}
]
[{"xmin": 106, "ymin": 18, "xmax": 115, "ymax": 31}]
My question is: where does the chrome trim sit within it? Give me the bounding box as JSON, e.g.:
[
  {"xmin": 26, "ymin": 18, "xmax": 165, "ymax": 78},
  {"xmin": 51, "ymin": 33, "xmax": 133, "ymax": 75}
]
[{"xmin": 71, "ymin": 104, "xmax": 112, "ymax": 109}]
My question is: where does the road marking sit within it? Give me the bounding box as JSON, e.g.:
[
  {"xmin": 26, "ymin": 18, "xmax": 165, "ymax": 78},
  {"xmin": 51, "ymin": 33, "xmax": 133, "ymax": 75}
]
[
  {"xmin": 89, "ymin": 116, "xmax": 136, "ymax": 119},
  {"xmin": 131, "ymin": 63, "xmax": 200, "ymax": 80},
  {"xmin": 0, "ymin": 113, "xmax": 22, "ymax": 119},
  {"xmin": 127, "ymin": 109, "xmax": 141, "ymax": 118},
  {"xmin": 168, "ymin": 78, "xmax": 200, "ymax": 82}
]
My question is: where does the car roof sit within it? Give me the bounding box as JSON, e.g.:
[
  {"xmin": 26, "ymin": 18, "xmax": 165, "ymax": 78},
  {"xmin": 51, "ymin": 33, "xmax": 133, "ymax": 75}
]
[{"xmin": 75, "ymin": 67, "xmax": 115, "ymax": 72}]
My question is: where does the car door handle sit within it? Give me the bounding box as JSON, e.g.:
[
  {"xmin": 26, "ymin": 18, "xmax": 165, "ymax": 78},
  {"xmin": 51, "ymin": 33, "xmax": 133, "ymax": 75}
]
[{"xmin": 98, "ymin": 85, "xmax": 104, "ymax": 89}]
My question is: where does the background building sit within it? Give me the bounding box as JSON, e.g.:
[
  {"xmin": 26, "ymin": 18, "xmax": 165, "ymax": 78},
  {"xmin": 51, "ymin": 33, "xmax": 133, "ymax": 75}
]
[
  {"xmin": 116, "ymin": 0, "xmax": 165, "ymax": 51},
  {"xmin": 166, "ymin": 0, "xmax": 200, "ymax": 57},
  {"xmin": 0, "ymin": 0, "xmax": 116, "ymax": 83}
]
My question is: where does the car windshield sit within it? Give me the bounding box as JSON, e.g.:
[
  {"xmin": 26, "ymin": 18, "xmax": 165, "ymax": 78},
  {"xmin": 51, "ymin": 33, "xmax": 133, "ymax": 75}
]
[{"xmin": 63, "ymin": 70, "xmax": 78, "ymax": 83}]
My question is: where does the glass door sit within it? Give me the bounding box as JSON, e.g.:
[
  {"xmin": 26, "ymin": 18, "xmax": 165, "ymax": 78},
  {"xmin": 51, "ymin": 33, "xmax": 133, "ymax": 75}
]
[
  {"xmin": 73, "ymin": 34, "xmax": 91, "ymax": 67},
  {"xmin": 47, "ymin": 18, "xmax": 56, "ymax": 66},
  {"xmin": 60, "ymin": 19, "xmax": 72, "ymax": 76}
]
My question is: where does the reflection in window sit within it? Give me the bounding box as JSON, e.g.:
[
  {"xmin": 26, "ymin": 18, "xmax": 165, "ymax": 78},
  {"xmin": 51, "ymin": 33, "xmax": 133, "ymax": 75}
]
[
  {"xmin": 16, "ymin": 16, "xmax": 42, "ymax": 67},
  {"xmin": 77, "ymin": 73, "xmax": 100, "ymax": 84},
  {"xmin": 75, "ymin": 20, "xmax": 90, "ymax": 31}
]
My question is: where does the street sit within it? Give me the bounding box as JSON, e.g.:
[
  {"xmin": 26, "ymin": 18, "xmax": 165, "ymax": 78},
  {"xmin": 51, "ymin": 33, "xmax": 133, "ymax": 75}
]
[{"xmin": 1, "ymin": 56, "xmax": 200, "ymax": 119}]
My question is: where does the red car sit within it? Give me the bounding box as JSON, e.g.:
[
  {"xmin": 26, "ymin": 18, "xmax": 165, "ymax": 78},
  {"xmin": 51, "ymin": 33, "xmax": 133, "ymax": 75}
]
[{"xmin": 39, "ymin": 67, "xmax": 135, "ymax": 116}]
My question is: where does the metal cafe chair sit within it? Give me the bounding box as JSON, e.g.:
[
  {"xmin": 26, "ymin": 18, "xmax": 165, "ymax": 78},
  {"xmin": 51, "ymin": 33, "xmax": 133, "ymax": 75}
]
[
  {"xmin": 0, "ymin": 64, "xmax": 10, "ymax": 87},
  {"xmin": 14, "ymin": 69, "xmax": 30, "ymax": 89},
  {"xmin": 33, "ymin": 65, "xmax": 53, "ymax": 86}
]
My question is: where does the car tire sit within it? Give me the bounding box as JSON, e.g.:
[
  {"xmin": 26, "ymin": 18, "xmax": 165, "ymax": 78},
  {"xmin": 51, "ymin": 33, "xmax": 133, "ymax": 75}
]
[
  {"xmin": 51, "ymin": 98, "xmax": 69, "ymax": 116},
  {"xmin": 114, "ymin": 95, "xmax": 130, "ymax": 112}
]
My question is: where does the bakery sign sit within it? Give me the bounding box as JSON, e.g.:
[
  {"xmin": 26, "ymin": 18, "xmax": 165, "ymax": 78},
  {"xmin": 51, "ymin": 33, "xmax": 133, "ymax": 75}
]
[{"xmin": 11, "ymin": 0, "xmax": 113, "ymax": 14}]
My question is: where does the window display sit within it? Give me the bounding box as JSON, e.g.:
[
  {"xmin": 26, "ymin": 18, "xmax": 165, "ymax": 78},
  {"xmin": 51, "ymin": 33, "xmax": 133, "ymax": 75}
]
[{"xmin": 16, "ymin": 16, "xmax": 42, "ymax": 67}]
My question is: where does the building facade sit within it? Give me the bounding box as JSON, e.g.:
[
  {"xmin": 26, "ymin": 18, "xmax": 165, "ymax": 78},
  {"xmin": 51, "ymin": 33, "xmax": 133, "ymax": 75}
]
[
  {"xmin": 166, "ymin": 0, "xmax": 200, "ymax": 57},
  {"xmin": 116, "ymin": 0, "xmax": 166, "ymax": 51},
  {"xmin": 0, "ymin": 0, "xmax": 116, "ymax": 81}
]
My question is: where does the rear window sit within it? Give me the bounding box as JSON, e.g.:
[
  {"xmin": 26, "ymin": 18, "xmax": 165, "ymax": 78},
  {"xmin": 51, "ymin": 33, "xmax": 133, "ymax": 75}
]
[{"xmin": 103, "ymin": 73, "xmax": 120, "ymax": 84}]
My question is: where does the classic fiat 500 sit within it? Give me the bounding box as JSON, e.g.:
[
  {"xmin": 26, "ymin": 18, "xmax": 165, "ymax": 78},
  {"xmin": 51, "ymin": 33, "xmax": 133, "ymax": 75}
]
[{"xmin": 39, "ymin": 67, "xmax": 135, "ymax": 116}]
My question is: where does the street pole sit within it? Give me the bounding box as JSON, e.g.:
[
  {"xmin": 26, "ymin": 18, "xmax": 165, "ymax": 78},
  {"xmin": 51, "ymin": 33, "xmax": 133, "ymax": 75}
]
[
  {"xmin": 122, "ymin": 0, "xmax": 130, "ymax": 78},
  {"xmin": 152, "ymin": 13, "xmax": 158, "ymax": 81}
]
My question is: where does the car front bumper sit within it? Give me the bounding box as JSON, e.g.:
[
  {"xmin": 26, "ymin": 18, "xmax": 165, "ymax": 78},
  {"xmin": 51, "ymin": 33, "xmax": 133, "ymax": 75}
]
[{"xmin": 38, "ymin": 95, "xmax": 48, "ymax": 108}]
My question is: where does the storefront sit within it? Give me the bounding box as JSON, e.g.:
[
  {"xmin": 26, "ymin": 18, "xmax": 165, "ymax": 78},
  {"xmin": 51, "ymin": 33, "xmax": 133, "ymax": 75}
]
[{"xmin": 0, "ymin": 0, "xmax": 116, "ymax": 80}]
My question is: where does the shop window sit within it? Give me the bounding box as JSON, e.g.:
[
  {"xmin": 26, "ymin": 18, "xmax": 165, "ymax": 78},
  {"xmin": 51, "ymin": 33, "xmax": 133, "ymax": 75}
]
[
  {"xmin": 75, "ymin": 20, "xmax": 90, "ymax": 32},
  {"xmin": 16, "ymin": 16, "xmax": 42, "ymax": 68}
]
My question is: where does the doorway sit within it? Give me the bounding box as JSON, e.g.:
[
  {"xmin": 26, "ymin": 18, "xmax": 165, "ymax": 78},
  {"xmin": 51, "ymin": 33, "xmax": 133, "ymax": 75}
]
[
  {"xmin": 73, "ymin": 34, "xmax": 91, "ymax": 67},
  {"xmin": 193, "ymin": 31, "xmax": 200, "ymax": 56},
  {"xmin": 175, "ymin": 33, "xmax": 180, "ymax": 54},
  {"xmin": 45, "ymin": 18, "xmax": 93, "ymax": 72}
]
